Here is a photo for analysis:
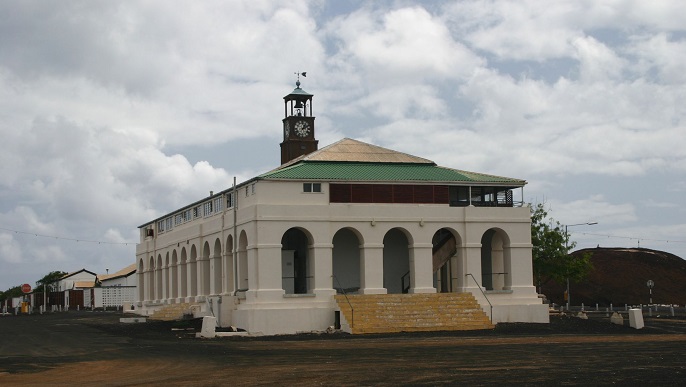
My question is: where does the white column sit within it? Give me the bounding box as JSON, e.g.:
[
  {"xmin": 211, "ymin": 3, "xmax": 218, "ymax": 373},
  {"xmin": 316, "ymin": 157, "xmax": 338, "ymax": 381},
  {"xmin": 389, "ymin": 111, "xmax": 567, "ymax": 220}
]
[
  {"xmin": 461, "ymin": 242, "xmax": 483, "ymax": 293},
  {"xmin": 360, "ymin": 243, "xmax": 386, "ymax": 294},
  {"xmin": 409, "ymin": 243, "xmax": 436, "ymax": 294},
  {"xmin": 223, "ymin": 252, "xmax": 234, "ymax": 295},
  {"xmin": 312, "ymin": 243, "xmax": 335, "ymax": 298},
  {"xmin": 246, "ymin": 243, "xmax": 284, "ymax": 302},
  {"xmin": 211, "ymin": 254, "xmax": 221, "ymax": 295}
]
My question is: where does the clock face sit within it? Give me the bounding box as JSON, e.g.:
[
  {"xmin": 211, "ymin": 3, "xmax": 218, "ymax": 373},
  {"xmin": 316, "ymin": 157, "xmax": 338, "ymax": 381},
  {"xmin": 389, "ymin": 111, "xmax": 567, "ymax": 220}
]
[
  {"xmin": 284, "ymin": 121, "xmax": 290, "ymax": 138},
  {"xmin": 294, "ymin": 120, "xmax": 310, "ymax": 137}
]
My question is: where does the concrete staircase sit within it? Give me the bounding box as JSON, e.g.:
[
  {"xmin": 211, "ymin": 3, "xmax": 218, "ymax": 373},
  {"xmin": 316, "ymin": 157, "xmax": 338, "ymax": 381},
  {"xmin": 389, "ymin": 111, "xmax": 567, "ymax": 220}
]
[
  {"xmin": 148, "ymin": 303, "xmax": 197, "ymax": 321},
  {"xmin": 335, "ymin": 293, "xmax": 494, "ymax": 334}
]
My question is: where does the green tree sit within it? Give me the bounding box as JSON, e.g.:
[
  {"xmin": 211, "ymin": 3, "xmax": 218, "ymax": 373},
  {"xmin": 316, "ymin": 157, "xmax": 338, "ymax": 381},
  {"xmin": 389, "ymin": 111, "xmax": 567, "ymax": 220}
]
[
  {"xmin": 35, "ymin": 271, "xmax": 68, "ymax": 293},
  {"xmin": 0, "ymin": 285, "xmax": 24, "ymax": 302},
  {"xmin": 530, "ymin": 203, "xmax": 592, "ymax": 291}
]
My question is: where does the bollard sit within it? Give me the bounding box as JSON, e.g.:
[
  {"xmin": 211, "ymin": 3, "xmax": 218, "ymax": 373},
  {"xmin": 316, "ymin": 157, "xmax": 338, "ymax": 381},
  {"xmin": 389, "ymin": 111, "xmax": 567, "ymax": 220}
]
[
  {"xmin": 610, "ymin": 303, "xmax": 613, "ymax": 312},
  {"xmin": 581, "ymin": 303, "xmax": 585, "ymax": 311},
  {"xmin": 596, "ymin": 303, "xmax": 599, "ymax": 311},
  {"xmin": 670, "ymin": 306, "xmax": 675, "ymax": 316},
  {"xmin": 625, "ymin": 304, "xmax": 628, "ymax": 311},
  {"xmin": 605, "ymin": 307, "xmax": 609, "ymax": 317},
  {"xmin": 77, "ymin": 305, "xmax": 79, "ymax": 311},
  {"xmin": 628, "ymin": 309, "xmax": 644, "ymax": 329}
]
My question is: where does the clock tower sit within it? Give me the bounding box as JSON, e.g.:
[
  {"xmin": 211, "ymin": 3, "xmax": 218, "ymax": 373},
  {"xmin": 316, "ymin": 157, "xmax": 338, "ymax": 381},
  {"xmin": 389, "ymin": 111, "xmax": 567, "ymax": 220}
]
[{"xmin": 280, "ymin": 73, "xmax": 318, "ymax": 164}]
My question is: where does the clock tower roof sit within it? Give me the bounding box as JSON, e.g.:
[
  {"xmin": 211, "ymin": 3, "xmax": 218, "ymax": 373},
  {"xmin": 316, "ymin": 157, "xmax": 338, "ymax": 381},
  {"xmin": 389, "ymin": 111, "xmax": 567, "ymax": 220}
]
[{"xmin": 284, "ymin": 86, "xmax": 313, "ymax": 99}]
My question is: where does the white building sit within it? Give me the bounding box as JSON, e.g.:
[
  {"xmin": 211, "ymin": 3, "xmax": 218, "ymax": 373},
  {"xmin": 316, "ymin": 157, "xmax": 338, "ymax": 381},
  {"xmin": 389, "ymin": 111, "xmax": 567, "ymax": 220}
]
[
  {"xmin": 98, "ymin": 263, "xmax": 137, "ymax": 287},
  {"xmin": 57, "ymin": 269, "xmax": 97, "ymax": 292},
  {"xmin": 135, "ymin": 80, "xmax": 548, "ymax": 335},
  {"xmin": 94, "ymin": 264, "xmax": 137, "ymax": 309}
]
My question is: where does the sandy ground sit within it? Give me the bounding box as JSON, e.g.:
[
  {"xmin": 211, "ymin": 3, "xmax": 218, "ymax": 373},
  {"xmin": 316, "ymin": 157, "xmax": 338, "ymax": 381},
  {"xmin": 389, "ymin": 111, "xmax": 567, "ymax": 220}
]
[{"xmin": 1, "ymin": 311, "xmax": 686, "ymax": 386}]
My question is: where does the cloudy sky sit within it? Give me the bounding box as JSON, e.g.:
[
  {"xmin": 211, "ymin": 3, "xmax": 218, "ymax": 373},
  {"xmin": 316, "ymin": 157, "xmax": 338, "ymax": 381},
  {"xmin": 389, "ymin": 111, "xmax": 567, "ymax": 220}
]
[{"xmin": 1, "ymin": 0, "xmax": 685, "ymax": 291}]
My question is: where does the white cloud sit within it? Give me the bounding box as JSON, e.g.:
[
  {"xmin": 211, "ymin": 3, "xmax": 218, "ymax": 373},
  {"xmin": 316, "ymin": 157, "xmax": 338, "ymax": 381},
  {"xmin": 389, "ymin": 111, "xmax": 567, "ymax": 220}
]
[
  {"xmin": 326, "ymin": 6, "xmax": 482, "ymax": 83},
  {"xmin": 572, "ymin": 36, "xmax": 626, "ymax": 83},
  {"xmin": 0, "ymin": 233, "xmax": 23, "ymax": 263},
  {"xmin": 629, "ymin": 33, "xmax": 686, "ymax": 84},
  {"xmin": 549, "ymin": 195, "xmax": 637, "ymax": 226}
]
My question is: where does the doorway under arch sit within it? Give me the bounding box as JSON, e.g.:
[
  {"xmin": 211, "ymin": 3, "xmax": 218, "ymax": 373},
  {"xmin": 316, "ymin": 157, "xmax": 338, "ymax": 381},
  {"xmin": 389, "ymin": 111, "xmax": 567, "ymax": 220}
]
[
  {"xmin": 238, "ymin": 231, "xmax": 249, "ymax": 291},
  {"xmin": 179, "ymin": 247, "xmax": 188, "ymax": 298},
  {"xmin": 332, "ymin": 228, "xmax": 362, "ymax": 294},
  {"xmin": 383, "ymin": 228, "xmax": 411, "ymax": 294},
  {"xmin": 281, "ymin": 228, "xmax": 312, "ymax": 294},
  {"xmin": 481, "ymin": 228, "xmax": 511, "ymax": 291},
  {"xmin": 432, "ymin": 228, "xmax": 462, "ymax": 293}
]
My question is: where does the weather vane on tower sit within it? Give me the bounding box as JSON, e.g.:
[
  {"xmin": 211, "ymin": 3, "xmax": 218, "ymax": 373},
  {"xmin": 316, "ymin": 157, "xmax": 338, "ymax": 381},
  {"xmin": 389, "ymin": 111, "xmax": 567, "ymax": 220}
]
[{"xmin": 295, "ymin": 71, "xmax": 306, "ymax": 87}]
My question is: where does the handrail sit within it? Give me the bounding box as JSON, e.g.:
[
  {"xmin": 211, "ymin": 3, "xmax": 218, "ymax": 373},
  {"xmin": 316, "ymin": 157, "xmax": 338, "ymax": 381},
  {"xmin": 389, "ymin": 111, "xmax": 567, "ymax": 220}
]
[
  {"xmin": 465, "ymin": 273, "xmax": 493, "ymax": 323},
  {"xmin": 332, "ymin": 275, "xmax": 354, "ymax": 328},
  {"xmin": 233, "ymin": 288, "xmax": 248, "ymax": 296},
  {"xmin": 401, "ymin": 271, "xmax": 410, "ymax": 294}
]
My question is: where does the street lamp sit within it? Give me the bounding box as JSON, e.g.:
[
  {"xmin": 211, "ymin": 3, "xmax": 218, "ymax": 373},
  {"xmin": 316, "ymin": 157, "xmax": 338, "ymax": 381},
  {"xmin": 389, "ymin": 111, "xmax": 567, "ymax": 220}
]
[
  {"xmin": 647, "ymin": 280, "xmax": 654, "ymax": 305},
  {"xmin": 565, "ymin": 222, "xmax": 598, "ymax": 311}
]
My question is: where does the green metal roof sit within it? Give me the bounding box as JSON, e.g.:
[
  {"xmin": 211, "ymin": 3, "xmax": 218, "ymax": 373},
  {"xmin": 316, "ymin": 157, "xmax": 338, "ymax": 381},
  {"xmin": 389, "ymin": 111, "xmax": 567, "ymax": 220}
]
[
  {"xmin": 258, "ymin": 162, "xmax": 525, "ymax": 185},
  {"xmin": 284, "ymin": 87, "xmax": 312, "ymax": 98}
]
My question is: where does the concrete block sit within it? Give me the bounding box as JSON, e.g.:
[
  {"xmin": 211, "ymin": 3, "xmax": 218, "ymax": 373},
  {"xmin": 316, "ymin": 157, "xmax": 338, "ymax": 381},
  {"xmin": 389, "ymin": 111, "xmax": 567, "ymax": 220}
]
[
  {"xmin": 628, "ymin": 308, "xmax": 644, "ymax": 329},
  {"xmin": 200, "ymin": 316, "xmax": 217, "ymax": 338},
  {"xmin": 610, "ymin": 312, "xmax": 624, "ymax": 325}
]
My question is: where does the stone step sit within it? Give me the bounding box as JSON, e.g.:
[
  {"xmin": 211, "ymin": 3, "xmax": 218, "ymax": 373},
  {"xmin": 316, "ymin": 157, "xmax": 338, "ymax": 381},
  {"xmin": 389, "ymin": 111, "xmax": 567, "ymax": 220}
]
[
  {"xmin": 335, "ymin": 293, "xmax": 494, "ymax": 334},
  {"xmin": 148, "ymin": 303, "xmax": 197, "ymax": 321}
]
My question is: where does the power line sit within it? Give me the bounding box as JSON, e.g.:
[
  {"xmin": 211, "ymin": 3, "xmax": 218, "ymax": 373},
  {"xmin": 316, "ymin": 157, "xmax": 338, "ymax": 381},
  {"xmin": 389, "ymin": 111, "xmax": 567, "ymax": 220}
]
[
  {"xmin": 573, "ymin": 231, "xmax": 686, "ymax": 245},
  {"xmin": 0, "ymin": 226, "xmax": 136, "ymax": 246}
]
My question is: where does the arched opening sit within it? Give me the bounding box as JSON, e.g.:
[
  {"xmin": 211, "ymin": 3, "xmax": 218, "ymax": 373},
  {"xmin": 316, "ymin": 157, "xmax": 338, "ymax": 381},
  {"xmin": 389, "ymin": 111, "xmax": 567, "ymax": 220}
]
[
  {"xmin": 481, "ymin": 228, "xmax": 510, "ymax": 291},
  {"xmin": 383, "ymin": 228, "xmax": 411, "ymax": 294},
  {"xmin": 238, "ymin": 231, "xmax": 249, "ymax": 291},
  {"xmin": 156, "ymin": 254, "xmax": 163, "ymax": 301},
  {"xmin": 164, "ymin": 253, "xmax": 170, "ymax": 300},
  {"xmin": 431, "ymin": 228, "xmax": 462, "ymax": 293},
  {"xmin": 138, "ymin": 259, "xmax": 145, "ymax": 302},
  {"xmin": 281, "ymin": 228, "xmax": 312, "ymax": 294},
  {"xmin": 202, "ymin": 242, "xmax": 211, "ymax": 296},
  {"xmin": 332, "ymin": 228, "xmax": 362, "ymax": 294},
  {"xmin": 225, "ymin": 235, "xmax": 235, "ymax": 292},
  {"xmin": 148, "ymin": 256, "xmax": 155, "ymax": 301},
  {"xmin": 189, "ymin": 245, "xmax": 198, "ymax": 297},
  {"xmin": 180, "ymin": 248, "xmax": 188, "ymax": 298},
  {"xmin": 171, "ymin": 250, "xmax": 178, "ymax": 299},
  {"xmin": 213, "ymin": 238, "xmax": 222, "ymax": 295}
]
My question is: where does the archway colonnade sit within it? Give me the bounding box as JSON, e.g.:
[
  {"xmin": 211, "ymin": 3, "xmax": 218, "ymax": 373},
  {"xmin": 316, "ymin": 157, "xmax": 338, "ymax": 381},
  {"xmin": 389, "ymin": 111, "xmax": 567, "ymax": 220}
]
[{"xmin": 137, "ymin": 225, "xmax": 523, "ymax": 304}]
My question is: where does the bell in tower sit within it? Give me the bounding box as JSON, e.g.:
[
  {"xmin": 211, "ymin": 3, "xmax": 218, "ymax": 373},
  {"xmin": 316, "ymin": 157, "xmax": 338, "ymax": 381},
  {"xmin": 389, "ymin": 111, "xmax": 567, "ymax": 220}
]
[{"xmin": 280, "ymin": 72, "xmax": 318, "ymax": 164}]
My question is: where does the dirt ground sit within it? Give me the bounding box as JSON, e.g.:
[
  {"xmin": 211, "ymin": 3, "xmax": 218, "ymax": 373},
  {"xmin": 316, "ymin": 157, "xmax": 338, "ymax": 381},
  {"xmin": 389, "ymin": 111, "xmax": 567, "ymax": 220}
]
[{"xmin": 1, "ymin": 311, "xmax": 686, "ymax": 386}]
